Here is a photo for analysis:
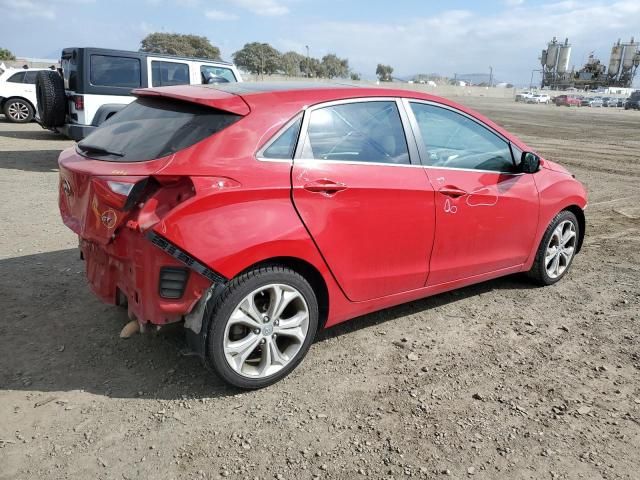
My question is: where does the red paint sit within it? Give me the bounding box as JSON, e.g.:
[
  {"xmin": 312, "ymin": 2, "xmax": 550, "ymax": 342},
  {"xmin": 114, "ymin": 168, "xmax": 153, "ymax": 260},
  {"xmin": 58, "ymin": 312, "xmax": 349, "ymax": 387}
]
[
  {"xmin": 554, "ymin": 95, "xmax": 582, "ymax": 107},
  {"xmin": 58, "ymin": 85, "xmax": 587, "ymax": 328},
  {"xmin": 425, "ymin": 169, "xmax": 539, "ymax": 285}
]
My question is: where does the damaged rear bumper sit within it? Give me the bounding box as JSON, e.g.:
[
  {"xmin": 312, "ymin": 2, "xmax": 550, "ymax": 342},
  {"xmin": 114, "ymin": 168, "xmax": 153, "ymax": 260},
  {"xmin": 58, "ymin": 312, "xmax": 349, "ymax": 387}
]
[{"xmin": 79, "ymin": 227, "xmax": 218, "ymax": 326}]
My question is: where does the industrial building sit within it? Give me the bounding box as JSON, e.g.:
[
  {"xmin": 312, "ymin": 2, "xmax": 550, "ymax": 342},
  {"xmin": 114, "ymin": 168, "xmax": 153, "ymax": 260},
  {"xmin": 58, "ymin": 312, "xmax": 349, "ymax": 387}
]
[{"xmin": 540, "ymin": 37, "xmax": 640, "ymax": 90}]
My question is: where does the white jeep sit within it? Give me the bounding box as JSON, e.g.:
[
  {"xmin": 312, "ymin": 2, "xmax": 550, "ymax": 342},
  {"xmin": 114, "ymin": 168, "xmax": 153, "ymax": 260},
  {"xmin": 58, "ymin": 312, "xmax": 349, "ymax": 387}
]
[
  {"xmin": 36, "ymin": 47, "xmax": 242, "ymax": 140},
  {"xmin": 0, "ymin": 67, "xmax": 50, "ymax": 123}
]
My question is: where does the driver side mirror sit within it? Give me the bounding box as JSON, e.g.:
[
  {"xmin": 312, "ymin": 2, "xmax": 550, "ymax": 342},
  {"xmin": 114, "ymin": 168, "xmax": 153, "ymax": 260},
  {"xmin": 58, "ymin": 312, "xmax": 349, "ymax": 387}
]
[{"xmin": 520, "ymin": 152, "xmax": 540, "ymax": 173}]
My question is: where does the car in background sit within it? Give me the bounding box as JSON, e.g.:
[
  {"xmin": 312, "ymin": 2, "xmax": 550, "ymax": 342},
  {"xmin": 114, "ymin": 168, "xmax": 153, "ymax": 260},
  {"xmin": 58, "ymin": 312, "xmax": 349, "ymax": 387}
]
[
  {"xmin": 0, "ymin": 67, "xmax": 49, "ymax": 123},
  {"xmin": 624, "ymin": 91, "xmax": 640, "ymax": 110},
  {"xmin": 581, "ymin": 97, "xmax": 603, "ymax": 107},
  {"xmin": 515, "ymin": 91, "xmax": 534, "ymax": 102},
  {"xmin": 601, "ymin": 97, "xmax": 614, "ymax": 107},
  {"xmin": 526, "ymin": 94, "xmax": 551, "ymax": 104},
  {"xmin": 36, "ymin": 47, "xmax": 242, "ymax": 140},
  {"xmin": 57, "ymin": 83, "xmax": 587, "ymax": 388},
  {"xmin": 555, "ymin": 95, "xmax": 581, "ymax": 107}
]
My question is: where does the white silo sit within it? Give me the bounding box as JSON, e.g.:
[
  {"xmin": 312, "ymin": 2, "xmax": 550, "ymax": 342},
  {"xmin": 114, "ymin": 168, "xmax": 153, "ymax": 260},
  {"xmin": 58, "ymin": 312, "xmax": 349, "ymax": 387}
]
[
  {"xmin": 557, "ymin": 39, "xmax": 571, "ymax": 74},
  {"xmin": 546, "ymin": 38, "xmax": 560, "ymax": 70},
  {"xmin": 608, "ymin": 40, "xmax": 624, "ymax": 79}
]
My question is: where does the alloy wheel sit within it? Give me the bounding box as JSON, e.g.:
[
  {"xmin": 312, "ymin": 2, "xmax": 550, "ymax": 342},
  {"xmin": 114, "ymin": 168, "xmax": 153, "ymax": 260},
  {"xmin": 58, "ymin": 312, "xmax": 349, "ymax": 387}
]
[
  {"xmin": 223, "ymin": 283, "xmax": 310, "ymax": 378},
  {"xmin": 545, "ymin": 220, "xmax": 576, "ymax": 279},
  {"xmin": 8, "ymin": 102, "xmax": 30, "ymax": 121}
]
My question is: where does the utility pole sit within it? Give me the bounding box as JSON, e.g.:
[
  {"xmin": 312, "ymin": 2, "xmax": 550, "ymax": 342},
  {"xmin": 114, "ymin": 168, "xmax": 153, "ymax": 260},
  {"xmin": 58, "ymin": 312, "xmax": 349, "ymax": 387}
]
[
  {"xmin": 489, "ymin": 66, "xmax": 493, "ymax": 87},
  {"xmin": 305, "ymin": 45, "xmax": 310, "ymax": 78}
]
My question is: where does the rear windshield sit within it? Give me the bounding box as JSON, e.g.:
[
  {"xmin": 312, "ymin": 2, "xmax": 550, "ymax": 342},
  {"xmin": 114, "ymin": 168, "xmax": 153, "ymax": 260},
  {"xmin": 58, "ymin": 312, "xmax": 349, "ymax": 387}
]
[{"xmin": 77, "ymin": 97, "xmax": 241, "ymax": 162}]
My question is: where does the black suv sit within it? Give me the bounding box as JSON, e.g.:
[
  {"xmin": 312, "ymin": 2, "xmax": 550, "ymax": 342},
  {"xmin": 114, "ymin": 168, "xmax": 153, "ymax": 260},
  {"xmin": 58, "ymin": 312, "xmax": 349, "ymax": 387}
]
[{"xmin": 624, "ymin": 91, "xmax": 640, "ymax": 110}]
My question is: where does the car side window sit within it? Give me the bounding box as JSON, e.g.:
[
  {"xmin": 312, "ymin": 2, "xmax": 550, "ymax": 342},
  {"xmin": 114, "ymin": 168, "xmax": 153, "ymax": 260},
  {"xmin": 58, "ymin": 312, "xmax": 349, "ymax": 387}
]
[
  {"xmin": 200, "ymin": 65, "xmax": 236, "ymax": 84},
  {"xmin": 90, "ymin": 55, "xmax": 141, "ymax": 88},
  {"xmin": 300, "ymin": 101, "xmax": 410, "ymax": 165},
  {"xmin": 24, "ymin": 71, "xmax": 38, "ymax": 84},
  {"xmin": 410, "ymin": 102, "xmax": 514, "ymax": 172},
  {"xmin": 7, "ymin": 72, "xmax": 26, "ymax": 83},
  {"xmin": 262, "ymin": 117, "xmax": 302, "ymax": 159},
  {"xmin": 151, "ymin": 61, "xmax": 190, "ymax": 87}
]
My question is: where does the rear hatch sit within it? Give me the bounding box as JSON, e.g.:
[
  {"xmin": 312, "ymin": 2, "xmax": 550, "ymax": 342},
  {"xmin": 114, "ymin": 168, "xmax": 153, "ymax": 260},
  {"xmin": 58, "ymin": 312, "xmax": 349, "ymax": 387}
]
[{"xmin": 59, "ymin": 87, "xmax": 248, "ymax": 245}]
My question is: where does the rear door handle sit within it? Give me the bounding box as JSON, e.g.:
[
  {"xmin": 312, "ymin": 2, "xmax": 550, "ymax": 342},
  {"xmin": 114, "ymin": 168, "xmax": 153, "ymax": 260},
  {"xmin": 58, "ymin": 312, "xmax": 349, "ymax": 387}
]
[
  {"xmin": 303, "ymin": 179, "xmax": 348, "ymax": 195},
  {"xmin": 438, "ymin": 186, "xmax": 467, "ymax": 198}
]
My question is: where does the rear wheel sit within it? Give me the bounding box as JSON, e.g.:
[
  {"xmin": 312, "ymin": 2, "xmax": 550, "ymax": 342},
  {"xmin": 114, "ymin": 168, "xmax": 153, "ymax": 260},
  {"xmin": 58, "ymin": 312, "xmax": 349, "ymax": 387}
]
[
  {"xmin": 205, "ymin": 266, "xmax": 319, "ymax": 389},
  {"xmin": 35, "ymin": 70, "xmax": 66, "ymax": 128},
  {"xmin": 3, "ymin": 98, "xmax": 34, "ymax": 123},
  {"xmin": 527, "ymin": 210, "xmax": 579, "ymax": 286}
]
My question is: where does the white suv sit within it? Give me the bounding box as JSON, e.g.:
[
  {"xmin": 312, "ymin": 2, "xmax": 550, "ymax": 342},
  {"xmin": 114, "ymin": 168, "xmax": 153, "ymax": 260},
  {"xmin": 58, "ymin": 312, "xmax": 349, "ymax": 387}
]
[
  {"xmin": 526, "ymin": 94, "xmax": 551, "ymax": 104},
  {"xmin": 0, "ymin": 68, "xmax": 49, "ymax": 122},
  {"xmin": 36, "ymin": 47, "xmax": 242, "ymax": 140}
]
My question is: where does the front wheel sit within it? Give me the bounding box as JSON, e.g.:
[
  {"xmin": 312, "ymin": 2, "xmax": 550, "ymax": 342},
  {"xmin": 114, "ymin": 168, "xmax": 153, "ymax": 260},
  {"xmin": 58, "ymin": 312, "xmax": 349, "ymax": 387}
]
[
  {"xmin": 3, "ymin": 98, "xmax": 34, "ymax": 123},
  {"xmin": 205, "ymin": 266, "xmax": 319, "ymax": 389},
  {"xmin": 527, "ymin": 210, "xmax": 579, "ymax": 286}
]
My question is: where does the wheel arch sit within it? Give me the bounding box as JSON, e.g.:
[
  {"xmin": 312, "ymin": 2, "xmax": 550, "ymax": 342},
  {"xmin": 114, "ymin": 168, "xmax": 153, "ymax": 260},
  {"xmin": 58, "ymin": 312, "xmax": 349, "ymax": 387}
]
[
  {"xmin": 563, "ymin": 204, "xmax": 585, "ymax": 253},
  {"xmin": 3, "ymin": 96, "xmax": 35, "ymax": 111},
  {"xmin": 239, "ymin": 256, "xmax": 330, "ymax": 329},
  {"xmin": 91, "ymin": 104, "xmax": 127, "ymax": 126}
]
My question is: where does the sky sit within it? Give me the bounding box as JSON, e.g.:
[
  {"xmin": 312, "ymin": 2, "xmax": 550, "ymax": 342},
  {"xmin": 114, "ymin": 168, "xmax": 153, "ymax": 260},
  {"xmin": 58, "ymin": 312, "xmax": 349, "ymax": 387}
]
[{"xmin": 1, "ymin": 0, "xmax": 640, "ymax": 85}]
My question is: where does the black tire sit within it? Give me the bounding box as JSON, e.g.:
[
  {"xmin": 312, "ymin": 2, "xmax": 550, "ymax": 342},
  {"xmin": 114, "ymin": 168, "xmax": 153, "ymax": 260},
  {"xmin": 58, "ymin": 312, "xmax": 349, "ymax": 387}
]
[
  {"xmin": 35, "ymin": 70, "xmax": 66, "ymax": 128},
  {"xmin": 527, "ymin": 210, "xmax": 579, "ymax": 286},
  {"xmin": 3, "ymin": 98, "xmax": 34, "ymax": 123},
  {"xmin": 205, "ymin": 266, "xmax": 319, "ymax": 389}
]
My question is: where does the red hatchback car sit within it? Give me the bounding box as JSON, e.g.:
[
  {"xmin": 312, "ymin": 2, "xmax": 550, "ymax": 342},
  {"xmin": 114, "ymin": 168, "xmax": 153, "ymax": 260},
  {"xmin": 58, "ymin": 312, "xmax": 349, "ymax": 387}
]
[
  {"xmin": 555, "ymin": 94, "xmax": 582, "ymax": 107},
  {"xmin": 58, "ymin": 83, "xmax": 587, "ymax": 388}
]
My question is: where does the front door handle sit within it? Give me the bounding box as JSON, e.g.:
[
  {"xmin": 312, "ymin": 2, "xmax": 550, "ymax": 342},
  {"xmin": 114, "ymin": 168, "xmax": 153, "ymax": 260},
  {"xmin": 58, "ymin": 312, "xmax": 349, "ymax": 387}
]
[
  {"xmin": 303, "ymin": 179, "xmax": 348, "ymax": 195},
  {"xmin": 438, "ymin": 186, "xmax": 467, "ymax": 198}
]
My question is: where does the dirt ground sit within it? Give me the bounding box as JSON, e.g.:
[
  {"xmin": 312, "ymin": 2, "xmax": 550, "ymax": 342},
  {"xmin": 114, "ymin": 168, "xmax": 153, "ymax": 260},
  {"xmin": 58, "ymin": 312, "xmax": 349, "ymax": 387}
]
[{"xmin": 0, "ymin": 98, "xmax": 638, "ymax": 480}]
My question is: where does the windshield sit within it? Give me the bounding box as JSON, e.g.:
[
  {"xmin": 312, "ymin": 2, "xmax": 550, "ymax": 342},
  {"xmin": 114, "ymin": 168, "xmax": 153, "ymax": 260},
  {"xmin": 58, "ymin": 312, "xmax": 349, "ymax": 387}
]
[{"xmin": 77, "ymin": 97, "xmax": 241, "ymax": 162}]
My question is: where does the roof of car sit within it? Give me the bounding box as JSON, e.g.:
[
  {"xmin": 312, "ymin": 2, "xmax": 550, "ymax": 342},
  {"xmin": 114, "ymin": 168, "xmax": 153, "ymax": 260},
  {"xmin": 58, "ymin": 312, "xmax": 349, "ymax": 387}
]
[
  {"xmin": 2, "ymin": 67, "xmax": 49, "ymax": 72},
  {"xmin": 134, "ymin": 82, "xmax": 425, "ymax": 115},
  {"xmin": 132, "ymin": 82, "xmax": 529, "ymax": 151},
  {"xmin": 200, "ymin": 82, "xmax": 360, "ymax": 94},
  {"xmin": 61, "ymin": 47, "xmax": 235, "ymax": 66}
]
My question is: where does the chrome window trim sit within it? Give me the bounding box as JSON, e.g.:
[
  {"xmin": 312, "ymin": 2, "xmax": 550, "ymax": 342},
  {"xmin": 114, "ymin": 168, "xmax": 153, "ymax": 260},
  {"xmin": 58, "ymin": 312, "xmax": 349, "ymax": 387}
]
[
  {"xmin": 255, "ymin": 112, "xmax": 304, "ymax": 161},
  {"xmin": 401, "ymin": 98, "xmax": 521, "ymax": 175},
  {"xmin": 293, "ymin": 97, "xmax": 418, "ymax": 167},
  {"xmin": 424, "ymin": 165, "xmax": 524, "ymax": 175},
  {"xmin": 293, "ymin": 159, "xmax": 426, "ymax": 168}
]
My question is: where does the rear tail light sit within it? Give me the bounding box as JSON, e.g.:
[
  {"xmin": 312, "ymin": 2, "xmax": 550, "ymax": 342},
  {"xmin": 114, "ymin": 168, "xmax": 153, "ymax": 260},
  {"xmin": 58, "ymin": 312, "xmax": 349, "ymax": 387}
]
[
  {"xmin": 92, "ymin": 176, "xmax": 150, "ymax": 211},
  {"xmin": 107, "ymin": 181, "xmax": 135, "ymax": 197},
  {"xmin": 91, "ymin": 176, "xmax": 195, "ymax": 231},
  {"xmin": 74, "ymin": 95, "xmax": 84, "ymax": 111}
]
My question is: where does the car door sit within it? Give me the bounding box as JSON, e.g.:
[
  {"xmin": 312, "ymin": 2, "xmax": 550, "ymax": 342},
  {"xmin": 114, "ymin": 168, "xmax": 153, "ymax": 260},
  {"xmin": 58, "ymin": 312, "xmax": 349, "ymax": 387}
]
[
  {"xmin": 404, "ymin": 100, "xmax": 539, "ymax": 286},
  {"xmin": 289, "ymin": 98, "xmax": 436, "ymax": 302}
]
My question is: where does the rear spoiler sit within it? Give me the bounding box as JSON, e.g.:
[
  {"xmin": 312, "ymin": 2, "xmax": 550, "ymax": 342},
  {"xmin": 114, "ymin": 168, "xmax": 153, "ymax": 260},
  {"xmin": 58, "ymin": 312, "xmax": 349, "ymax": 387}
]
[{"xmin": 132, "ymin": 85, "xmax": 250, "ymax": 116}]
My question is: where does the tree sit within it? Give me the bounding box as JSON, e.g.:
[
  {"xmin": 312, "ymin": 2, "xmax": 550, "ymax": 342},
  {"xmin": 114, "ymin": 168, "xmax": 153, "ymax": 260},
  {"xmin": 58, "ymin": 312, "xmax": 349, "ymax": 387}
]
[
  {"xmin": 140, "ymin": 33, "xmax": 221, "ymax": 60},
  {"xmin": 0, "ymin": 48, "xmax": 16, "ymax": 61},
  {"xmin": 321, "ymin": 54, "xmax": 349, "ymax": 79},
  {"xmin": 280, "ymin": 51, "xmax": 306, "ymax": 76},
  {"xmin": 376, "ymin": 64, "xmax": 394, "ymax": 82},
  {"xmin": 233, "ymin": 42, "xmax": 281, "ymax": 76},
  {"xmin": 350, "ymin": 72, "xmax": 361, "ymax": 81},
  {"xmin": 306, "ymin": 57, "xmax": 326, "ymax": 78}
]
